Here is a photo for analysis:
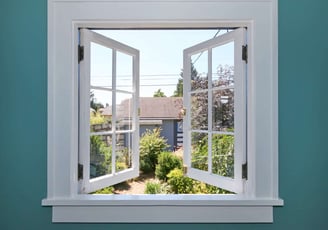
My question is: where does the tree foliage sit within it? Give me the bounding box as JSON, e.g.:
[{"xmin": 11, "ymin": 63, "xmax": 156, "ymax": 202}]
[
  {"xmin": 153, "ymin": 88, "xmax": 167, "ymax": 97},
  {"xmin": 90, "ymin": 91, "xmax": 104, "ymax": 111}
]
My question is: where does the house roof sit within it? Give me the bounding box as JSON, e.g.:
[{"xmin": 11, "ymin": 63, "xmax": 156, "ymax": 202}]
[{"xmin": 101, "ymin": 97, "xmax": 183, "ymax": 120}]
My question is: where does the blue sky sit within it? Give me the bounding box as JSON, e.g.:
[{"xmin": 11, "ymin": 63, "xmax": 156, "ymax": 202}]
[{"xmin": 90, "ymin": 29, "xmax": 233, "ymax": 105}]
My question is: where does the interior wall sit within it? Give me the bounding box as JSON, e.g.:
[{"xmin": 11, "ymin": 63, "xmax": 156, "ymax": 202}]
[{"xmin": 1, "ymin": 0, "xmax": 328, "ymax": 229}]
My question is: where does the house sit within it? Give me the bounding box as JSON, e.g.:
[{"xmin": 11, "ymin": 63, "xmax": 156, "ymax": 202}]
[{"xmin": 101, "ymin": 97, "xmax": 184, "ymax": 150}]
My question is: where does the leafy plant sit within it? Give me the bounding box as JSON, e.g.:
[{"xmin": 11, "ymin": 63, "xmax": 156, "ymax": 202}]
[
  {"xmin": 90, "ymin": 135, "xmax": 111, "ymax": 178},
  {"xmin": 167, "ymin": 168, "xmax": 194, "ymax": 194},
  {"xmin": 144, "ymin": 181, "xmax": 162, "ymax": 194},
  {"xmin": 191, "ymin": 134, "xmax": 234, "ymax": 177},
  {"xmin": 139, "ymin": 128, "xmax": 169, "ymax": 173},
  {"xmin": 91, "ymin": 186, "xmax": 114, "ymax": 194},
  {"xmin": 155, "ymin": 151, "xmax": 182, "ymax": 181}
]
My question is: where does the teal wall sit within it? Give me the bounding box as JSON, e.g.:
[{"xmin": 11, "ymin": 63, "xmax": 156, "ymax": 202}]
[{"xmin": 1, "ymin": 0, "xmax": 328, "ymax": 229}]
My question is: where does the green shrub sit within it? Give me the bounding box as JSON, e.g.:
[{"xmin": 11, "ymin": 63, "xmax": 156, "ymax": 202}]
[
  {"xmin": 191, "ymin": 134, "xmax": 234, "ymax": 177},
  {"xmin": 155, "ymin": 151, "xmax": 182, "ymax": 181},
  {"xmin": 90, "ymin": 135, "xmax": 111, "ymax": 178},
  {"xmin": 167, "ymin": 168, "xmax": 194, "ymax": 194},
  {"xmin": 144, "ymin": 181, "xmax": 162, "ymax": 194},
  {"xmin": 91, "ymin": 186, "xmax": 114, "ymax": 194},
  {"xmin": 139, "ymin": 128, "xmax": 169, "ymax": 173}
]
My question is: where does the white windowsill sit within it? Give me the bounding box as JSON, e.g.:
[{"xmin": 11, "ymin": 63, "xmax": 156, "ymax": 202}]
[{"xmin": 42, "ymin": 195, "xmax": 283, "ymax": 223}]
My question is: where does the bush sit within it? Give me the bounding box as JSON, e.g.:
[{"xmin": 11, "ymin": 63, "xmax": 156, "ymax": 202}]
[
  {"xmin": 191, "ymin": 134, "xmax": 234, "ymax": 177},
  {"xmin": 90, "ymin": 135, "xmax": 111, "ymax": 178},
  {"xmin": 155, "ymin": 151, "xmax": 182, "ymax": 181},
  {"xmin": 144, "ymin": 181, "xmax": 162, "ymax": 194},
  {"xmin": 139, "ymin": 128, "xmax": 169, "ymax": 173},
  {"xmin": 167, "ymin": 168, "xmax": 194, "ymax": 194},
  {"xmin": 91, "ymin": 186, "xmax": 114, "ymax": 194}
]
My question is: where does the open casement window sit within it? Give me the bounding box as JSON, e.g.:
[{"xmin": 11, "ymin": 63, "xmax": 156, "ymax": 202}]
[
  {"xmin": 79, "ymin": 29, "xmax": 140, "ymax": 193},
  {"xmin": 183, "ymin": 28, "xmax": 247, "ymax": 193}
]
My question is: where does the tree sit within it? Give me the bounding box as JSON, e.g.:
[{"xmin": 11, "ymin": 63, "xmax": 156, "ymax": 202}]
[
  {"xmin": 173, "ymin": 78, "xmax": 183, "ymax": 97},
  {"xmin": 173, "ymin": 64, "xmax": 199, "ymax": 97},
  {"xmin": 90, "ymin": 91, "xmax": 104, "ymax": 111},
  {"xmin": 153, "ymin": 88, "xmax": 166, "ymax": 97}
]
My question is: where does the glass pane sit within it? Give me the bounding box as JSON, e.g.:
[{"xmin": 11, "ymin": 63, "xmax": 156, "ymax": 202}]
[
  {"xmin": 211, "ymin": 134, "xmax": 234, "ymax": 178},
  {"xmin": 117, "ymin": 51, "xmax": 133, "ymax": 92},
  {"xmin": 212, "ymin": 89, "xmax": 234, "ymax": 132},
  {"xmin": 115, "ymin": 132, "xmax": 133, "ymax": 173},
  {"xmin": 190, "ymin": 50, "xmax": 208, "ymax": 91},
  {"xmin": 212, "ymin": 42, "xmax": 234, "ymax": 88},
  {"xmin": 90, "ymin": 134, "xmax": 112, "ymax": 178},
  {"xmin": 191, "ymin": 132, "xmax": 208, "ymax": 171},
  {"xmin": 116, "ymin": 93, "xmax": 133, "ymax": 131},
  {"xmin": 90, "ymin": 42, "xmax": 112, "ymax": 88},
  {"xmin": 191, "ymin": 92, "xmax": 208, "ymax": 130},
  {"xmin": 90, "ymin": 89, "xmax": 112, "ymax": 131}
]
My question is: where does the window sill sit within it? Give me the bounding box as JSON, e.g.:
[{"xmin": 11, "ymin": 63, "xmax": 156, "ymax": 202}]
[{"xmin": 42, "ymin": 195, "xmax": 283, "ymax": 223}]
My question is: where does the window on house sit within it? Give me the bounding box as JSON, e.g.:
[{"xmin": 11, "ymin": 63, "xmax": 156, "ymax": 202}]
[{"xmin": 43, "ymin": 0, "xmax": 283, "ymax": 223}]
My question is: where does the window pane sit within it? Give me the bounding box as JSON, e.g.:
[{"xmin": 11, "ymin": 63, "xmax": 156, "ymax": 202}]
[
  {"xmin": 212, "ymin": 42, "xmax": 234, "ymax": 88},
  {"xmin": 191, "ymin": 92, "xmax": 208, "ymax": 130},
  {"xmin": 90, "ymin": 134, "xmax": 112, "ymax": 178},
  {"xmin": 90, "ymin": 42, "xmax": 112, "ymax": 88},
  {"xmin": 211, "ymin": 134, "xmax": 234, "ymax": 178},
  {"xmin": 212, "ymin": 89, "xmax": 234, "ymax": 131},
  {"xmin": 116, "ymin": 94, "xmax": 133, "ymax": 131},
  {"xmin": 115, "ymin": 132, "xmax": 133, "ymax": 173},
  {"xmin": 190, "ymin": 51, "xmax": 208, "ymax": 91},
  {"xmin": 90, "ymin": 89, "xmax": 112, "ymax": 131},
  {"xmin": 117, "ymin": 51, "xmax": 133, "ymax": 92},
  {"xmin": 191, "ymin": 132, "xmax": 208, "ymax": 171}
]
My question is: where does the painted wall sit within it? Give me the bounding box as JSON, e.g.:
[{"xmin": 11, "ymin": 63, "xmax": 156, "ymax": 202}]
[{"xmin": 1, "ymin": 0, "xmax": 328, "ymax": 229}]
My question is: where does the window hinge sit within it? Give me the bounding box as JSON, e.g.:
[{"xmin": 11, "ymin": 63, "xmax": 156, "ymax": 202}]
[
  {"xmin": 242, "ymin": 163, "xmax": 248, "ymax": 179},
  {"xmin": 242, "ymin": 45, "xmax": 248, "ymax": 63},
  {"xmin": 78, "ymin": 45, "xmax": 84, "ymax": 63},
  {"xmin": 78, "ymin": 163, "xmax": 83, "ymax": 180}
]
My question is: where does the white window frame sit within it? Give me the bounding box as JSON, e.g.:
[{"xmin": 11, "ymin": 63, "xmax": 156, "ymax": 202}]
[
  {"xmin": 183, "ymin": 28, "xmax": 247, "ymax": 194},
  {"xmin": 79, "ymin": 29, "xmax": 140, "ymax": 193},
  {"xmin": 43, "ymin": 0, "xmax": 283, "ymax": 223}
]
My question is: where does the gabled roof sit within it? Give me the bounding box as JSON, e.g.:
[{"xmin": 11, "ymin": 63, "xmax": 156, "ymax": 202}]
[{"xmin": 101, "ymin": 97, "xmax": 183, "ymax": 120}]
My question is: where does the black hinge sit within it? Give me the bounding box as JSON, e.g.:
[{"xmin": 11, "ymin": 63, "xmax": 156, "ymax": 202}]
[
  {"xmin": 78, "ymin": 45, "xmax": 84, "ymax": 63},
  {"xmin": 78, "ymin": 163, "xmax": 83, "ymax": 180},
  {"xmin": 242, "ymin": 45, "xmax": 248, "ymax": 63},
  {"xmin": 242, "ymin": 163, "xmax": 248, "ymax": 179}
]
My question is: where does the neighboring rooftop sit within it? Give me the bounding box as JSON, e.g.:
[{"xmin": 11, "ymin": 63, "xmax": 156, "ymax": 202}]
[{"xmin": 101, "ymin": 97, "xmax": 183, "ymax": 120}]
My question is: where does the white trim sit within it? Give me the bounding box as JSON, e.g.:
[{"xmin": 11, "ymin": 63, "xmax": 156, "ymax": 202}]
[
  {"xmin": 45, "ymin": 0, "xmax": 281, "ymax": 223},
  {"xmin": 52, "ymin": 206, "xmax": 273, "ymax": 223},
  {"xmin": 43, "ymin": 195, "xmax": 283, "ymax": 223}
]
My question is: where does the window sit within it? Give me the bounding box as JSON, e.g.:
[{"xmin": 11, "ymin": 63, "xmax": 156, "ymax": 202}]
[
  {"xmin": 78, "ymin": 29, "xmax": 140, "ymax": 193},
  {"xmin": 183, "ymin": 28, "xmax": 247, "ymax": 193},
  {"xmin": 43, "ymin": 0, "xmax": 283, "ymax": 223}
]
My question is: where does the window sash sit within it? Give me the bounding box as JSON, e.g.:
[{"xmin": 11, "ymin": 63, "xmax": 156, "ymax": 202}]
[
  {"xmin": 79, "ymin": 29, "xmax": 140, "ymax": 193},
  {"xmin": 183, "ymin": 28, "xmax": 247, "ymax": 193}
]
